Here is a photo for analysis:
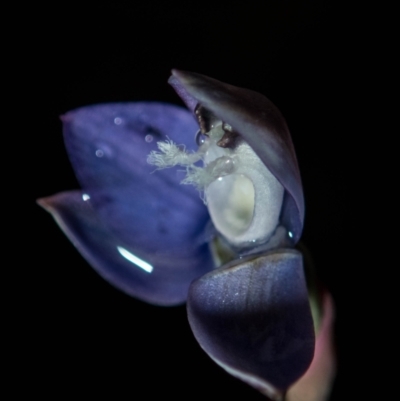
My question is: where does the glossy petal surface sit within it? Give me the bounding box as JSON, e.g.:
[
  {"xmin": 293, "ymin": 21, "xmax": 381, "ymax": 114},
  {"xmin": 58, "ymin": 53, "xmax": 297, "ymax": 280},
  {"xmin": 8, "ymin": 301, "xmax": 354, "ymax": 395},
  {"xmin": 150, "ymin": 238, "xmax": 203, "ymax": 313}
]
[
  {"xmin": 38, "ymin": 191, "xmax": 214, "ymax": 305},
  {"xmin": 170, "ymin": 70, "xmax": 304, "ymax": 243},
  {"xmin": 63, "ymin": 102, "xmax": 211, "ymax": 257},
  {"xmin": 187, "ymin": 249, "xmax": 314, "ymax": 398}
]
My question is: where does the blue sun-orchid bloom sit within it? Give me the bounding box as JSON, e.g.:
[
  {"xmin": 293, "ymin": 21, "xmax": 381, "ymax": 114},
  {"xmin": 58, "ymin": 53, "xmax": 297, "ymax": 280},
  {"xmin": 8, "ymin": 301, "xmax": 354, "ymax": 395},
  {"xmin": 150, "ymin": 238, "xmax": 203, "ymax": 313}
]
[{"xmin": 39, "ymin": 70, "xmax": 332, "ymax": 400}]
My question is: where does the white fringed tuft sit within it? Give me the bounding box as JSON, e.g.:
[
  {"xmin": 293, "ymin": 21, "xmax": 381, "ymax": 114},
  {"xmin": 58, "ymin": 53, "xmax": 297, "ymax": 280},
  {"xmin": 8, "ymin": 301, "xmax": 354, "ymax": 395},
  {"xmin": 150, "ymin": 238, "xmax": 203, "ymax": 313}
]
[{"xmin": 147, "ymin": 139, "xmax": 202, "ymax": 168}]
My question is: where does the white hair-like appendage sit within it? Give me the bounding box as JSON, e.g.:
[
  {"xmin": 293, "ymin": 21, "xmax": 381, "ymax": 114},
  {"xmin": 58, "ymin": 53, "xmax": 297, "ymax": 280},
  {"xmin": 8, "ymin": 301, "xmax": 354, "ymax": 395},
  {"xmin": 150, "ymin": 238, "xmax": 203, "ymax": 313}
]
[{"xmin": 147, "ymin": 139, "xmax": 202, "ymax": 168}]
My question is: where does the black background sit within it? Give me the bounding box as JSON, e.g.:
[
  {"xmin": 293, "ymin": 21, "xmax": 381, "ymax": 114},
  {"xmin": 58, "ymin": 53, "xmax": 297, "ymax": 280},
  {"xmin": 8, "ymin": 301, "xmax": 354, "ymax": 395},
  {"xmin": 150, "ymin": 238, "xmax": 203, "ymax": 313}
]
[{"xmin": 23, "ymin": 1, "xmax": 377, "ymax": 399}]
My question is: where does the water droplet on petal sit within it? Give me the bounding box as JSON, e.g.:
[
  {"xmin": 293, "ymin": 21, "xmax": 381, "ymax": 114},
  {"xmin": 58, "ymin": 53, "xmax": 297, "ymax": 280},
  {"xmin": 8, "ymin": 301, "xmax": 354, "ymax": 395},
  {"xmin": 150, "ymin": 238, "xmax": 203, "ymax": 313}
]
[
  {"xmin": 82, "ymin": 193, "xmax": 90, "ymax": 201},
  {"xmin": 145, "ymin": 134, "xmax": 153, "ymax": 143},
  {"xmin": 114, "ymin": 117, "xmax": 123, "ymax": 125},
  {"xmin": 95, "ymin": 143, "xmax": 113, "ymax": 158},
  {"xmin": 195, "ymin": 130, "xmax": 207, "ymax": 146}
]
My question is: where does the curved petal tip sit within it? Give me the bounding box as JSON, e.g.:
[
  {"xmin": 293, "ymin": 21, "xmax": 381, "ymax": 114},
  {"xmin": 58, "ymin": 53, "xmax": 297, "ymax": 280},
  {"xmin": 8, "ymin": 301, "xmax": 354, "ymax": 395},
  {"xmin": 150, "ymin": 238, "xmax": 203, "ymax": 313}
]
[{"xmin": 38, "ymin": 191, "xmax": 214, "ymax": 306}]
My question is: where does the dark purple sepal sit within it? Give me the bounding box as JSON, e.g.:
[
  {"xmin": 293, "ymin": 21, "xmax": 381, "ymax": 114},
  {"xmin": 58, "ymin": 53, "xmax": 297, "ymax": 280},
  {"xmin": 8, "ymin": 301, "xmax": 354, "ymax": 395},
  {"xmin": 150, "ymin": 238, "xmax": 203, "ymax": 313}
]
[
  {"xmin": 169, "ymin": 70, "xmax": 304, "ymax": 244},
  {"xmin": 168, "ymin": 75, "xmax": 197, "ymax": 112},
  {"xmin": 38, "ymin": 191, "xmax": 214, "ymax": 306},
  {"xmin": 62, "ymin": 102, "xmax": 210, "ymax": 257},
  {"xmin": 187, "ymin": 249, "xmax": 314, "ymax": 398}
]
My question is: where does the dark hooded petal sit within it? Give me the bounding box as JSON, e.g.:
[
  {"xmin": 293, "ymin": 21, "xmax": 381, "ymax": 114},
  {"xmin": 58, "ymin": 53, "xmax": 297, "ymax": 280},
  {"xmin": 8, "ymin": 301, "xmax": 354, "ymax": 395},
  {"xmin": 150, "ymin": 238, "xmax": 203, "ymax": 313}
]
[
  {"xmin": 169, "ymin": 70, "xmax": 304, "ymax": 244},
  {"xmin": 168, "ymin": 75, "xmax": 198, "ymax": 112},
  {"xmin": 38, "ymin": 191, "xmax": 214, "ymax": 306},
  {"xmin": 187, "ymin": 249, "xmax": 314, "ymax": 399},
  {"xmin": 62, "ymin": 102, "xmax": 212, "ymax": 258}
]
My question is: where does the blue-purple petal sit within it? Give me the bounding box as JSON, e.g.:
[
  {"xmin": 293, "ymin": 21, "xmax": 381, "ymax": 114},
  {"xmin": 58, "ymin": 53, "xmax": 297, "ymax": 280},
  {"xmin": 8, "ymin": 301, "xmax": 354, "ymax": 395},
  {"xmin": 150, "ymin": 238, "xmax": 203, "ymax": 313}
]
[
  {"xmin": 187, "ymin": 249, "xmax": 314, "ymax": 398},
  {"xmin": 170, "ymin": 70, "xmax": 304, "ymax": 243},
  {"xmin": 62, "ymin": 102, "xmax": 211, "ymax": 257},
  {"xmin": 38, "ymin": 191, "xmax": 214, "ymax": 306}
]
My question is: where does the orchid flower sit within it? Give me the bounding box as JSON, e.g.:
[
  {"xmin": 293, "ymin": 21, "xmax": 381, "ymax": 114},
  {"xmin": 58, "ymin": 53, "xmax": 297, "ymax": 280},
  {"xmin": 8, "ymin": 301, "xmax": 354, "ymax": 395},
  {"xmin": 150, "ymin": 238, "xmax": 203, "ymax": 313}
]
[{"xmin": 38, "ymin": 70, "xmax": 335, "ymax": 400}]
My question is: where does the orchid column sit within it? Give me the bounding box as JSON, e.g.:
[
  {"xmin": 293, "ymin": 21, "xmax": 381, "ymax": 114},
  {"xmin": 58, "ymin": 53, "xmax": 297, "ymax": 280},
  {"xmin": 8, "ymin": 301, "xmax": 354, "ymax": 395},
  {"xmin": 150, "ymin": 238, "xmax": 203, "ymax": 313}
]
[{"xmin": 149, "ymin": 70, "xmax": 314, "ymax": 400}]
